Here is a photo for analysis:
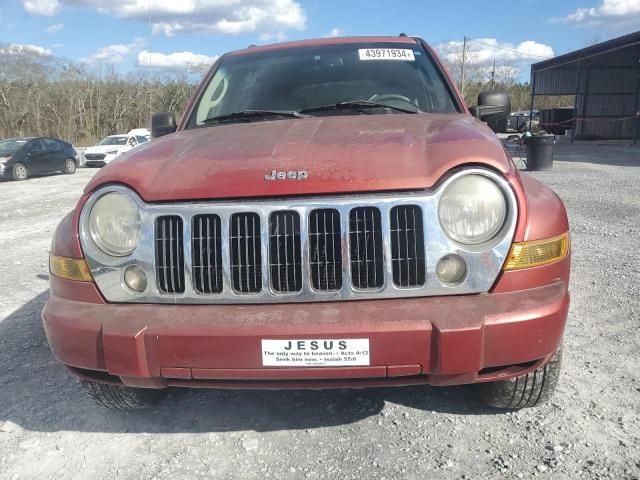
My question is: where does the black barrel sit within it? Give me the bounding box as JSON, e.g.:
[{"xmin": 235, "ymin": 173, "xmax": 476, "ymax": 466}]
[{"xmin": 526, "ymin": 135, "xmax": 555, "ymax": 171}]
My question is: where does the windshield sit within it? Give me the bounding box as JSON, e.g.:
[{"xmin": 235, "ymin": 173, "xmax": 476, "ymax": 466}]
[
  {"xmin": 190, "ymin": 42, "xmax": 459, "ymax": 127},
  {"xmin": 99, "ymin": 136, "xmax": 128, "ymax": 146},
  {"xmin": 0, "ymin": 139, "xmax": 29, "ymax": 156}
]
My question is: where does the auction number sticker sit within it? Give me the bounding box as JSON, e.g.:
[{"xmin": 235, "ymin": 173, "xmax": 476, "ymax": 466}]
[
  {"xmin": 358, "ymin": 48, "xmax": 415, "ymax": 61},
  {"xmin": 262, "ymin": 339, "xmax": 370, "ymax": 367}
]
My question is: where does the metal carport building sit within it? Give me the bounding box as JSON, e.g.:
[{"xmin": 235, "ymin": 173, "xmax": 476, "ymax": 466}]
[{"xmin": 530, "ymin": 31, "xmax": 640, "ymax": 143}]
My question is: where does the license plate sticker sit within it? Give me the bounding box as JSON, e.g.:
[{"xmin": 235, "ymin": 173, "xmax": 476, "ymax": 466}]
[
  {"xmin": 358, "ymin": 48, "xmax": 415, "ymax": 61},
  {"xmin": 261, "ymin": 339, "xmax": 370, "ymax": 367}
]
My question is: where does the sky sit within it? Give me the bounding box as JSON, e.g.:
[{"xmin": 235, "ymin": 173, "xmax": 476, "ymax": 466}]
[{"xmin": 1, "ymin": 0, "xmax": 639, "ymax": 80}]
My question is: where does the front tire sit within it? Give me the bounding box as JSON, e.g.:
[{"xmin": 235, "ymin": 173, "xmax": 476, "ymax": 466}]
[
  {"xmin": 81, "ymin": 381, "xmax": 167, "ymax": 410},
  {"xmin": 64, "ymin": 158, "xmax": 77, "ymax": 174},
  {"xmin": 475, "ymin": 347, "xmax": 562, "ymax": 409},
  {"xmin": 12, "ymin": 163, "xmax": 28, "ymax": 181}
]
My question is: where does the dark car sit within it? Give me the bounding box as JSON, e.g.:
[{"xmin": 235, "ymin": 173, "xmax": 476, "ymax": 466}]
[{"xmin": 0, "ymin": 137, "xmax": 78, "ymax": 181}]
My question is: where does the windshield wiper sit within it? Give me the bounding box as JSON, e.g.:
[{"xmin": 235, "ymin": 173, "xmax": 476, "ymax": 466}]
[
  {"xmin": 299, "ymin": 100, "xmax": 419, "ymax": 115},
  {"xmin": 202, "ymin": 110, "xmax": 307, "ymax": 125}
]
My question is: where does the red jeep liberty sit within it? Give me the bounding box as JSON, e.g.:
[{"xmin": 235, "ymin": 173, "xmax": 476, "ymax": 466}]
[{"xmin": 43, "ymin": 36, "xmax": 570, "ymax": 410}]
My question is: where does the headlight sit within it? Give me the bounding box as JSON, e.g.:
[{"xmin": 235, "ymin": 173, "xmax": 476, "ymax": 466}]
[
  {"xmin": 106, "ymin": 149, "xmax": 120, "ymax": 155},
  {"xmin": 88, "ymin": 192, "xmax": 141, "ymax": 256},
  {"xmin": 438, "ymin": 174, "xmax": 507, "ymax": 245}
]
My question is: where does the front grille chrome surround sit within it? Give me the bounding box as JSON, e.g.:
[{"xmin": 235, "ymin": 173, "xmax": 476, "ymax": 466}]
[
  {"xmin": 155, "ymin": 216, "xmax": 185, "ymax": 294},
  {"xmin": 309, "ymin": 209, "xmax": 342, "ymax": 291},
  {"xmin": 192, "ymin": 214, "xmax": 223, "ymax": 294},
  {"xmin": 269, "ymin": 211, "xmax": 302, "ymax": 293},
  {"xmin": 390, "ymin": 205, "xmax": 426, "ymax": 288},
  {"xmin": 349, "ymin": 207, "xmax": 384, "ymax": 290},
  {"xmin": 230, "ymin": 212, "xmax": 262, "ymax": 294},
  {"xmin": 79, "ymin": 168, "xmax": 518, "ymax": 304}
]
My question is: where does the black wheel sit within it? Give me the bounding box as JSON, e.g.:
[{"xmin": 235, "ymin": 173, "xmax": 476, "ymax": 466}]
[
  {"xmin": 81, "ymin": 381, "xmax": 167, "ymax": 410},
  {"xmin": 12, "ymin": 162, "xmax": 28, "ymax": 181},
  {"xmin": 64, "ymin": 158, "xmax": 77, "ymax": 174},
  {"xmin": 475, "ymin": 347, "xmax": 562, "ymax": 409}
]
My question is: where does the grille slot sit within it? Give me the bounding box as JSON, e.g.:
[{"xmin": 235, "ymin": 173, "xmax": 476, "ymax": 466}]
[
  {"xmin": 390, "ymin": 205, "xmax": 426, "ymax": 288},
  {"xmin": 192, "ymin": 214, "xmax": 223, "ymax": 294},
  {"xmin": 349, "ymin": 207, "xmax": 384, "ymax": 289},
  {"xmin": 269, "ymin": 211, "xmax": 302, "ymax": 293},
  {"xmin": 155, "ymin": 215, "xmax": 185, "ymax": 294},
  {"xmin": 230, "ymin": 213, "xmax": 262, "ymax": 294},
  {"xmin": 309, "ymin": 209, "xmax": 342, "ymax": 291}
]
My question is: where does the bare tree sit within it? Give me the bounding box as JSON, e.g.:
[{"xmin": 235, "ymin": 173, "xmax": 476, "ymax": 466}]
[{"xmin": 0, "ymin": 45, "xmax": 200, "ymax": 145}]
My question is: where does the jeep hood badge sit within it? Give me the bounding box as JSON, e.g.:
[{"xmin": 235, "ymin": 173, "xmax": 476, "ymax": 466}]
[{"xmin": 265, "ymin": 170, "xmax": 309, "ymax": 181}]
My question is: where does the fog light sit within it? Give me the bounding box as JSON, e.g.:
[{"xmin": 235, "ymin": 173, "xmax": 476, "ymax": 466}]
[
  {"xmin": 436, "ymin": 254, "xmax": 467, "ymax": 285},
  {"xmin": 123, "ymin": 265, "xmax": 147, "ymax": 293}
]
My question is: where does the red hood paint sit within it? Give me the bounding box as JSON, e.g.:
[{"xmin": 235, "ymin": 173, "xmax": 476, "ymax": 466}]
[{"xmin": 85, "ymin": 114, "xmax": 514, "ymax": 202}]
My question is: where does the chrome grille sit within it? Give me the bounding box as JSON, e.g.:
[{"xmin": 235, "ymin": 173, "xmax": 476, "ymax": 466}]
[
  {"xmin": 155, "ymin": 216, "xmax": 185, "ymax": 293},
  {"xmin": 192, "ymin": 214, "xmax": 223, "ymax": 294},
  {"xmin": 309, "ymin": 209, "xmax": 342, "ymax": 291},
  {"xmin": 230, "ymin": 212, "xmax": 262, "ymax": 294},
  {"xmin": 269, "ymin": 211, "xmax": 302, "ymax": 293},
  {"xmin": 86, "ymin": 169, "xmax": 518, "ymax": 304},
  {"xmin": 390, "ymin": 205, "xmax": 426, "ymax": 288},
  {"xmin": 349, "ymin": 207, "xmax": 384, "ymax": 290}
]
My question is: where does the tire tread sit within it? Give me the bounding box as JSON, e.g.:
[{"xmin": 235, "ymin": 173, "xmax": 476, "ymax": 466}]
[
  {"xmin": 81, "ymin": 381, "xmax": 166, "ymax": 410},
  {"xmin": 476, "ymin": 347, "xmax": 562, "ymax": 410}
]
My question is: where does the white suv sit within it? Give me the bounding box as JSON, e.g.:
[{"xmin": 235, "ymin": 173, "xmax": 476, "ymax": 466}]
[{"xmin": 83, "ymin": 129, "xmax": 150, "ymax": 167}]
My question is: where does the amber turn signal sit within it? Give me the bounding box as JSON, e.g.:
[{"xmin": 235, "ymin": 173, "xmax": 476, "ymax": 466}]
[
  {"xmin": 503, "ymin": 233, "xmax": 570, "ymax": 271},
  {"xmin": 49, "ymin": 254, "xmax": 93, "ymax": 282}
]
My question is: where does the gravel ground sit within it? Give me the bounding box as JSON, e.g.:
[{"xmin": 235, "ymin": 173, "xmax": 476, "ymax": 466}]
[{"xmin": 1, "ymin": 143, "xmax": 639, "ymax": 480}]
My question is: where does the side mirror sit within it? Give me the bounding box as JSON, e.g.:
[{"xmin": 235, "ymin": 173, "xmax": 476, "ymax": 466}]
[
  {"xmin": 470, "ymin": 91, "xmax": 511, "ymax": 124},
  {"xmin": 151, "ymin": 112, "xmax": 177, "ymax": 138}
]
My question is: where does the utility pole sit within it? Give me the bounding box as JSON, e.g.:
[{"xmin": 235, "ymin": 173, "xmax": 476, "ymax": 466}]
[
  {"xmin": 461, "ymin": 36, "xmax": 468, "ymax": 97},
  {"xmin": 491, "ymin": 58, "xmax": 496, "ymax": 90}
]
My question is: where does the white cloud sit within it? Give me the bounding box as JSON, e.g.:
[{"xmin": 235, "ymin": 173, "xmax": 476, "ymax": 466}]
[
  {"xmin": 0, "ymin": 43, "xmax": 52, "ymax": 56},
  {"xmin": 81, "ymin": 38, "xmax": 146, "ymax": 64},
  {"xmin": 555, "ymin": 0, "xmax": 640, "ymax": 28},
  {"xmin": 137, "ymin": 50, "xmax": 219, "ymax": 70},
  {"xmin": 439, "ymin": 38, "xmax": 554, "ymax": 65},
  {"xmin": 22, "ymin": 0, "xmax": 59, "ymax": 16},
  {"xmin": 323, "ymin": 28, "xmax": 344, "ymax": 38},
  {"xmin": 22, "ymin": 0, "xmax": 306, "ymax": 36},
  {"xmin": 436, "ymin": 38, "xmax": 554, "ymax": 82},
  {"xmin": 46, "ymin": 22, "xmax": 64, "ymax": 33}
]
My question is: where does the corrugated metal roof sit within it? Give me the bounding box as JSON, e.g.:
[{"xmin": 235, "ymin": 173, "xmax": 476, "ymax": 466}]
[
  {"xmin": 534, "ymin": 64, "xmax": 639, "ymax": 96},
  {"xmin": 532, "ymin": 31, "xmax": 640, "ymax": 72}
]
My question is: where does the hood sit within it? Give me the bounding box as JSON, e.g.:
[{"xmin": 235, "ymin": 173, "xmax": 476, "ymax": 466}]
[
  {"xmin": 85, "ymin": 145, "xmax": 123, "ymax": 154},
  {"xmin": 85, "ymin": 114, "xmax": 513, "ymax": 202}
]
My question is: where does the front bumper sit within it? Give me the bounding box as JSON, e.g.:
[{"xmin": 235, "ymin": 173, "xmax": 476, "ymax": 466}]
[{"xmin": 43, "ymin": 281, "xmax": 568, "ymax": 389}]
